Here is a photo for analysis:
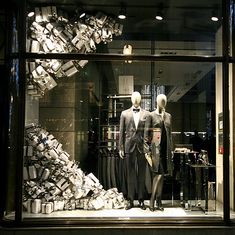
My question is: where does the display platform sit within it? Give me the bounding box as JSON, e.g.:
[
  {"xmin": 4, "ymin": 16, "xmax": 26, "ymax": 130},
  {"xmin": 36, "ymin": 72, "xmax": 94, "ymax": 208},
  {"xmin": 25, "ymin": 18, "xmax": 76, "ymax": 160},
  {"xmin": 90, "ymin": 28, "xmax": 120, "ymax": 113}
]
[{"xmin": 21, "ymin": 200, "xmax": 222, "ymax": 219}]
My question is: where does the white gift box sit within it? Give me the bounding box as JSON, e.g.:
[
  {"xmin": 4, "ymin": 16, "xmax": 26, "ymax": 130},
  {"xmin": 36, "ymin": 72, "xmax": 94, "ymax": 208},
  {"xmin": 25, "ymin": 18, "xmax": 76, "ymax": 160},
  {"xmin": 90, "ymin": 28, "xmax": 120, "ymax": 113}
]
[
  {"xmin": 35, "ymin": 7, "xmax": 43, "ymax": 23},
  {"xmin": 47, "ymin": 148, "xmax": 59, "ymax": 159},
  {"xmin": 41, "ymin": 7, "xmax": 51, "ymax": 22},
  {"xmin": 77, "ymin": 60, "xmax": 88, "ymax": 68},
  {"xmin": 32, "ymin": 21, "xmax": 44, "ymax": 33},
  {"xmin": 56, "ymin": 178, "xmax": 70, "ymax": 191},
  {"xmin": 41, "ymin": 168, "xmax": 50, "ymax": 180},
  {"xmin": 27, "ymin": 199, "xmax": 32, "ymax": 213},
  {"xmin": 23, "ymin": 167, "xmax": 29, "ymax": 181},
  {"xmin": 104, "ymin": 199, "xmax": 113, "ymax": 209},
  {"xmin": 95, "ymin": 12, "xmax": 107, "ymax": 27},
  {"xmin": 91, "ymin": 197, "xmax": 104, "ymax": 210},
  {"xmin": 42, "ymin": 202, "xmax": 54, "ymax": 214},
  {"xmin": 31, "ymin": 40, "xmax": 40, "ymax": 53},
  {"xmin": 31, "ymin": 199, "xmax": 41, "ymax": 213},
  {"xmin": 87, "ymin": 173, "xmax": 100, "ymax": 185},
  {"xmin": 59, "ymin": 152, "xmax": 70, "ymax": 162},
  {"xmin": 28, "ymin": 165, "xmax": 37, "ymax": 179},
  {"xmin": 54, "ymin": 200, "xmax": 65, "ymax": 211},
  {"xmin": 37, "ymin": 143, "xmax": 45, "ymax": 151},
  {"xmin": 74, "ymin": 189, "xmax": 84, "ymax": 199}
]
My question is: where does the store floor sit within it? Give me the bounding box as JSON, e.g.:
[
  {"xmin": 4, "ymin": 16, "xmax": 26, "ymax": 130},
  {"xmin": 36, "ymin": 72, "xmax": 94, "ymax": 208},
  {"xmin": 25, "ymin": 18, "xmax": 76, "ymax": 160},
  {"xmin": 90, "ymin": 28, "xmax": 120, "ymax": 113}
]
[{"xmin": 22, "ymin": 200, "xmax": 225, "ymax": 219}]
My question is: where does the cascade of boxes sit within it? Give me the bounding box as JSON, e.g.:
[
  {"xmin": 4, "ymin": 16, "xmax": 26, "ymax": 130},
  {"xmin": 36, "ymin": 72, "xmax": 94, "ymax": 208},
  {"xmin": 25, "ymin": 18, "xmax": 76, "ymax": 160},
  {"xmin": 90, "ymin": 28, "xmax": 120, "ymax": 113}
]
[
  {"xmin": 26, "ymin": 6, "xmax": 123, "ymax": 97},
  {"xmin": 23, "ymin": 123, "xmax": 125, "ymax": 214}
]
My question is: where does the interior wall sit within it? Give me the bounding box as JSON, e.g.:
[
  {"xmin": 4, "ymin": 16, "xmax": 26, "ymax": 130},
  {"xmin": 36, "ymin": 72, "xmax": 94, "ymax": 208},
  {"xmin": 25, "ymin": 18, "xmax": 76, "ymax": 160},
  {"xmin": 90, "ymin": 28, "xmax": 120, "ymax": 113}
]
[
  {"xmin": 215, "ymin": 27, "xmax": 223, "ymax": 205},
  {"xmin": 215, "ymin": 27, "xmax": 234, "ymax": 210}
]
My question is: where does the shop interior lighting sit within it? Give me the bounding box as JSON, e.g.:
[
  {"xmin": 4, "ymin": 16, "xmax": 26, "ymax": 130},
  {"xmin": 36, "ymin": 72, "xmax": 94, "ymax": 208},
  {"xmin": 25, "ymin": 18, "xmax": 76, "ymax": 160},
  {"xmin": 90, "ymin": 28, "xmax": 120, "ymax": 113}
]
[
  {"xmin": 211, "ymin": 15, "xmax": 219, "ymax": 22},
  {"xmin": 155, "ymin": 3, "xmax": 164, "ymax": 21},
  {"xmin": 118, "ymin": 4, "xmax": 126, "ymax": 20},
  {"xmin": 155, "ymin": 14, "xmax": 163, "ymax": 21},
  {"xmin": 211, "ymin": 5, "xmax": 219, "ymax": 22}
]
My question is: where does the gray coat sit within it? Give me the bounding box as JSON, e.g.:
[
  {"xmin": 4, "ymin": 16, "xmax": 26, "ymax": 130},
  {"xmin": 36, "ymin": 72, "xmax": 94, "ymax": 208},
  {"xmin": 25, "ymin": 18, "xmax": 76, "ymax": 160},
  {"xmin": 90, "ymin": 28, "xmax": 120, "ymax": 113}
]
[
  {"xmin": 144, "ymin": 111, "xmax": 173, "ymax": 175},
  {"xmin": 119, "ymin": 108, "xmax": 150, "ymax": 154}
]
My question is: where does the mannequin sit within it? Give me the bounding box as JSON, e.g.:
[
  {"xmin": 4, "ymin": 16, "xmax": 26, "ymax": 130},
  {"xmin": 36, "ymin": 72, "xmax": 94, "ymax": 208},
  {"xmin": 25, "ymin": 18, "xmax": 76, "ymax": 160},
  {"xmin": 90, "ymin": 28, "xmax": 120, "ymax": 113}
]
[
  {"xmin": 144, "ymin": 94, "xmax": 173, "ymax": 211},
  {"xmin": 119, "ymin": 91, "xmax": 149, "ymax": 210}
]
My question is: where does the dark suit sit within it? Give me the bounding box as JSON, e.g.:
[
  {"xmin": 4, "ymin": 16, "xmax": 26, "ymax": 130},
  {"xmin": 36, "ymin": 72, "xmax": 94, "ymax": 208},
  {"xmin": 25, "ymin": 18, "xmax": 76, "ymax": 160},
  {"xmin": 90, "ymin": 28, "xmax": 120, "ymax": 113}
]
[{"xmin": 119, "ymin": 107, "xmax": 149, "ymax": 201}]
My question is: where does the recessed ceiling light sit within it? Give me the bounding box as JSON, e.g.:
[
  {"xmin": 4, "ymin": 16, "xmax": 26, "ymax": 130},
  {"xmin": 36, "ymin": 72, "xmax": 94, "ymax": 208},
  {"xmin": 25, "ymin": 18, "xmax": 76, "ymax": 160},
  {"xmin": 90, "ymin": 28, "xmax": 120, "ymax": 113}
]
[
  {"xmin": 211, "ymin": 16, "xmax": 219, "ymax": 22},
  {"xmin": 118, "ymin": 14, "xmax": 126, "ymax": 20},
  {"xmin": 155, "ymin": 15, "xmax": 163, "ymax": 21},
  {"xmin": 118, "ymin": 4, "xmax": 126, "ymax": 20}
]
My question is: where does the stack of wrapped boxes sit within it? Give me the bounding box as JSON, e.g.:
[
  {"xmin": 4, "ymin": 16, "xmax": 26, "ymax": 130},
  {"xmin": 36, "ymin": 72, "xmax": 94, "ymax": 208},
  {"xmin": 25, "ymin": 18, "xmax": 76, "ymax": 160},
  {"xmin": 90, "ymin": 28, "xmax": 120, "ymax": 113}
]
[
  {"xmin": 23, "ymin": 123, "xmax": 125, "ymax": 214},
  {"xmin": 26, "ymin": 6, "xmax": 123, "ymax": 97}
]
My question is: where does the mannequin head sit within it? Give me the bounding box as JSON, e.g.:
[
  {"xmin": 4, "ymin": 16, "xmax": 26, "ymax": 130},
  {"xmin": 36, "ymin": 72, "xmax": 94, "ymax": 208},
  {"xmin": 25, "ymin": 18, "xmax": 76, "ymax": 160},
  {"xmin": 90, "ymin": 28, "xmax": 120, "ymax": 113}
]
[
  {"xmin": 156, "ymin": 94, "xmax": 167, "ymax": 109},
  {"xmin": 131, "ymin": 91, "xmax": 141, "ymax": 108}
]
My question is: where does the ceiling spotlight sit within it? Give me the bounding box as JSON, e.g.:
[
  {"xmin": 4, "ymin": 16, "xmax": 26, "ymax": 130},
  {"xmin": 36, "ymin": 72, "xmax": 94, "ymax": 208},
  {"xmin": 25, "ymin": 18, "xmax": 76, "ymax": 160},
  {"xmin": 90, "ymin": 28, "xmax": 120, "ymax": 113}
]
[
  {"xmin": 211, "ymin": 16, "xmax": 219, "ymax": 22},
  {"xmin": 155, "ymin": 14, "xmax": 163, "ymax": 21},
  {"xmin": 155, "ymin": 3, "xmax": 164, "ymax": 21},
  {"xmin": 118, "ymin": 4, "xmax": 126, "ymax": 20},
  {"xmin": 211, "ymin": 5, "xmax": 219, "ymax": 22}
]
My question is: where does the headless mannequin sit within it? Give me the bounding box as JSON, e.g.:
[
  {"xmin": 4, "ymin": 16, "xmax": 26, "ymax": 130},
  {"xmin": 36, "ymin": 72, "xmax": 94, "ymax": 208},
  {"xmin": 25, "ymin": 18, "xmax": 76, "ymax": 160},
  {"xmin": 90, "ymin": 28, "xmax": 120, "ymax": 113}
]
[
  {"xmin": 119, "ymin": 91, "xmax": 141, "ymax": 159},
  {"xmin": 148, "ymin": 94, "xmax": 167, "ymax": 211}
]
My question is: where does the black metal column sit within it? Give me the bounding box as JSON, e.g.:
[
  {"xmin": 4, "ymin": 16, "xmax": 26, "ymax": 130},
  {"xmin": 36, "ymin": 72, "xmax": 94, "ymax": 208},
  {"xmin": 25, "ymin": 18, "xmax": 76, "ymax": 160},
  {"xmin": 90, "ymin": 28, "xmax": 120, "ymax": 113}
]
[
  {"xmin": 222, "ymin": 0, "xmax": 230, "ymax": 224},
  {"xmin": 15, "ymin": 0, "xmax": 26, "ymax": 223}
]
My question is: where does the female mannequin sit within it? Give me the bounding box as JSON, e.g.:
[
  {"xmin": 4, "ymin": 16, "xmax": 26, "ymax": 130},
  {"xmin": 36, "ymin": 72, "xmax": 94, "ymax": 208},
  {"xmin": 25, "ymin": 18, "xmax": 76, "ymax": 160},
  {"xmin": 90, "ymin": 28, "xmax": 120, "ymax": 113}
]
[{"xmin": 144, "ymin": 94, "xmax": 173, "ymax": 211}]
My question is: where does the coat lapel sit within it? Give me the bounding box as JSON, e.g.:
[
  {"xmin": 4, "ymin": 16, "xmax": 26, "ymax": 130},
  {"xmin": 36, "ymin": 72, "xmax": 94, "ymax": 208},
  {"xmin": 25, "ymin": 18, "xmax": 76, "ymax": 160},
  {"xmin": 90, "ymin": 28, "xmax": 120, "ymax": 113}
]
[{"xmin": 128, "ymin": 108, "xmax": 136, "ymax": 130}]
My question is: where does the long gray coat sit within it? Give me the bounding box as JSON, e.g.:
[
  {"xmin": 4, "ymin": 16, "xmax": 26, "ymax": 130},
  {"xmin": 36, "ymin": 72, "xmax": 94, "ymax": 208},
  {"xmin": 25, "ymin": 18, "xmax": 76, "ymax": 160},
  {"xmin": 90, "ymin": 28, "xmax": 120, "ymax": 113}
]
[{"xmin": 144, "ymin": 111, "xmax": 173, "ymax": 175}]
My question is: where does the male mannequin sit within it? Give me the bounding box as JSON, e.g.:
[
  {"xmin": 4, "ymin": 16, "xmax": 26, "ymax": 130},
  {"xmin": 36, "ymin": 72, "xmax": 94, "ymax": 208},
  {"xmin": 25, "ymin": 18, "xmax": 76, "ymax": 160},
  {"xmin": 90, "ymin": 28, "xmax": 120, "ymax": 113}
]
[
  {"xmin": 119, "ymin": 91, "xmax": 149, "ymax": 210},
  {"xmin": 144, "ymin": 94, "xmax": 173, "ymax": 211}
]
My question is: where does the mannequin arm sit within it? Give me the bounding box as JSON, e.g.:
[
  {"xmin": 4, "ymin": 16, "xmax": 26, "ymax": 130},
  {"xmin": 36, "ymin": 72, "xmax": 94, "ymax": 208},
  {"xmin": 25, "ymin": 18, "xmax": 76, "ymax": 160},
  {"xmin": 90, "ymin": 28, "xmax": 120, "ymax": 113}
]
[
  {"xmin": 119, "ymin": 112, "xmax": 125, "ymax": 158},
  {"xmin": 119, "ymin": 150, "xmax": 124, "ymax": 159}
]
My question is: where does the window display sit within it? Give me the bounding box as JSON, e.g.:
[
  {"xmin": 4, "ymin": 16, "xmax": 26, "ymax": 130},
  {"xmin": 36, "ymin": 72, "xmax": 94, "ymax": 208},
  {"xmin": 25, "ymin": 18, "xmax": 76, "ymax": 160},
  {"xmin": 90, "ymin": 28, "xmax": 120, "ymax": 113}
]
[
  {"xmin": 20, "ymin": 60, "xmax": 220, "ymax": 219},
  {"xmin": 4, "ymin": 0, "xmax": 235, "ymax": 226},
  {"xmin": 23, "ymin": 123, "xmax": 125, "ymax": 214}
]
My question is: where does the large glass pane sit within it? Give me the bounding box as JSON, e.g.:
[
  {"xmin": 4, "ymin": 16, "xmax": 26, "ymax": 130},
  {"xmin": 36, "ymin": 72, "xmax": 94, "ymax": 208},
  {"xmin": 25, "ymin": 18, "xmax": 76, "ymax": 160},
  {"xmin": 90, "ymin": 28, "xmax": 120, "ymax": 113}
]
[
  {"xmin": 20, "ymin": 59, "xmax": 223, "ymax": 221},
  {"xmin": 26, "ymin": 0, "xmax": 222, "ymax": 56}
]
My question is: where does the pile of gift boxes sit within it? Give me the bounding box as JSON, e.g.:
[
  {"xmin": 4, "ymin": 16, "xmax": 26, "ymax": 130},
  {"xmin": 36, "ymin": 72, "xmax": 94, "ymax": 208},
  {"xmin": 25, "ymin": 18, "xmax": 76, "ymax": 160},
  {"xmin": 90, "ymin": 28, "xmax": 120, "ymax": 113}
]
[
  {"xmin": 23, "ymin": 123, "xmax": 125, "ymax": 214},
  {"xmin": 26, "ymin": 6, "xmax": 123, "ymax": 97}
]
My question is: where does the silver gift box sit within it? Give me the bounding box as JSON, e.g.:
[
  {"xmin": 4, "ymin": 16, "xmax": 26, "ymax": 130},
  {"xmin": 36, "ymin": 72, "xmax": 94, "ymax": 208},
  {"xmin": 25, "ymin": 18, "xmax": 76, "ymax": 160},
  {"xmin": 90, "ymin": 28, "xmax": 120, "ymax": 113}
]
[
  {"xmin": 42, "ymin": 202, "xmax": 54, "ymax": 214},
  {"xmin": 54, "ymin": 200, "xmax": 65, "ymax": 211},
  {"xmin": 23, "ymin": 167, "xmax": 29, "ymax": 181},
  {"xmin": 35, "ymin": 7, "xmax": 43, "ymax": 23},
  {"xmin": 31, "ymin": 199, "xmax": 41, "ymax": 213},
  {"xmin": 28, "ymin": 165, "xmax": 37, "ymax": 179},
  {"xmin": 56, "ymin": 178, "xmax": 70, "ymax": 191}
]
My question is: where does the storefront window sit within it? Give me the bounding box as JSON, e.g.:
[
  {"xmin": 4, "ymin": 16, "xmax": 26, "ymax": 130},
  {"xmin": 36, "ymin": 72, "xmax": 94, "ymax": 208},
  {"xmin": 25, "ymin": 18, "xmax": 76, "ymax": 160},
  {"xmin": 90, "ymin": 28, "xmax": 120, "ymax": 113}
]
[
  {"xmin": 16, "ymin": 60, "xmax": 222, "ymax": 221},
  {"xmin": 4, "ymin": 0, "xmax": 235, "ymax": 226}
]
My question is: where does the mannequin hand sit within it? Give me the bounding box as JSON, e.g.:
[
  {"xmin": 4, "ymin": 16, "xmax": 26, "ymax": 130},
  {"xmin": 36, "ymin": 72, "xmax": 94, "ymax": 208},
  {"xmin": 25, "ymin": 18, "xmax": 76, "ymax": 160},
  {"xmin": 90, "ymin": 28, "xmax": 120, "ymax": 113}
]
[
  {"xmin": 119, "ymin": 150, "xmax": 124, "ymax": 159},
  {"xmin": 145, "ymin": 153, "xmax": 152, "ymax": 167}
]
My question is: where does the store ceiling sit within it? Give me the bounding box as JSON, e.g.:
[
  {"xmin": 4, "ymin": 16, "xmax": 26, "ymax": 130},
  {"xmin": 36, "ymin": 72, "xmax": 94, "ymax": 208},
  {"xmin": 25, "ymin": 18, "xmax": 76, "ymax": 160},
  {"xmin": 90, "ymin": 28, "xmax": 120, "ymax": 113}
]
[{"xmin": 29, "ymin": 0, "xmax": 220, "ymax": 102}]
